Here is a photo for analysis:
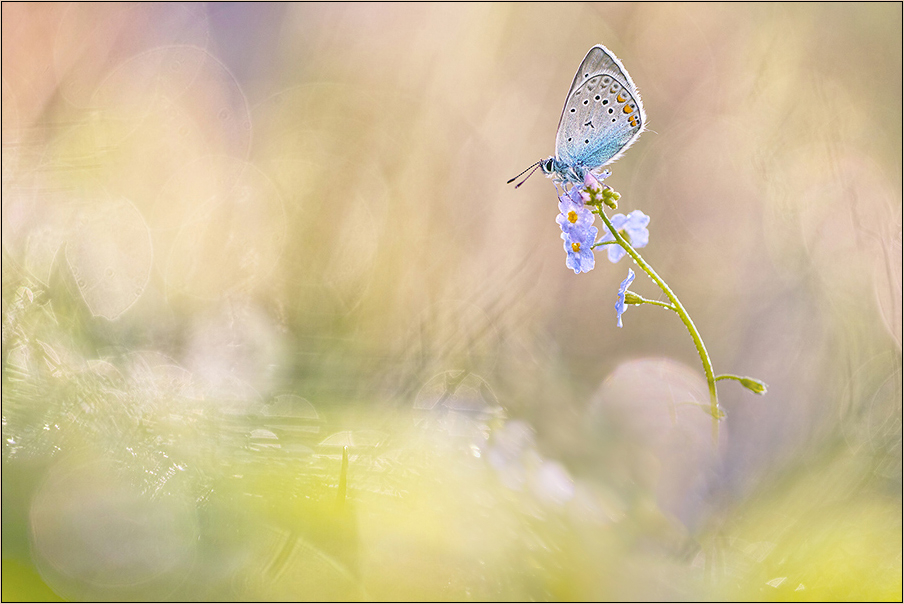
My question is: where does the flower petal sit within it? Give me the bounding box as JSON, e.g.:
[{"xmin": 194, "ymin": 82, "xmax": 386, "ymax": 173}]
[
  {"xmin": 616, "ymin": 268, "xmax": 636, "ymax": 328},
  {"xmin": 607, "ymin": 243, "xmax": 626, "ymax": 263}
]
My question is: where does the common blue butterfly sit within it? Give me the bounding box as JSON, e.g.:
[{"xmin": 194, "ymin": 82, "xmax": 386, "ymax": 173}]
[{"xmin": 509, "ymin": 45, "xmax": 646, "ymax": 187}]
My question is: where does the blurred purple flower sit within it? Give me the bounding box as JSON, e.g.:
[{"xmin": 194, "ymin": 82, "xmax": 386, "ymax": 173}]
[
  {"xmin": 616, "ymin": 268, "xmax": 635, "ymax": 328},
  {"xmin": 599, "ymin": 210, "xmax": 650, "ymax": 263}
]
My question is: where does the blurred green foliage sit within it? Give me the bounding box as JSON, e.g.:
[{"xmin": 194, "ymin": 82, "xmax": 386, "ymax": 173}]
[{"xmin": 2, "ymin": 559, "xmax": 64, "ymax": 602}]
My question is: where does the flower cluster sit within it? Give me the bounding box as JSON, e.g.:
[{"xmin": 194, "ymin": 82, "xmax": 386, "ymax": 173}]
[
  {"xmin": 557, "ymin": 185, "xmax": 597, "ymax": 274},
  {"xmin": 554, "ymin": 171, "xmax": 652, "ymax": 326},
  {"xmin": 555, "ymin": 173, "xmax": 651, "ymax": 272}
]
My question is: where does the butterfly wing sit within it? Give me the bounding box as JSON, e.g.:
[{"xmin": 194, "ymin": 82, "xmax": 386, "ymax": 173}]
[
  {"xmin": 555, "ymin": 45, "xmax": 646, "ymax": 170},
  {"xmin": 565, "ymin": 45, "xmax": 641, "ymax": 100}
]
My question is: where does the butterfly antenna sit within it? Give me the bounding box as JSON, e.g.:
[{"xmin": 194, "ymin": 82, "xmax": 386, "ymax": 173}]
[
  {"xmin": 507, "ymin": 160, "xmax": 541, "ymax": 185},
  {"xmin": 514, "ymin": 163, "xmax": 543, "ymax": 188}
]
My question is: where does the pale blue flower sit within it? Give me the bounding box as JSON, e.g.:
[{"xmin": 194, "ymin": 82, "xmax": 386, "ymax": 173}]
[
  {"xmin": 599, "ymin": 210, "xmax": 650, "ymax": 263},
  {"xmin": 556, "ymin": 185, "xmax": 594, "ymax": 239},
  {"xmin": 616, "ymin": 268, "xmax": 635, "ymax": 328},
  {"xmin": 562, "ymin": 225, "xmax": 598, "ymax": 274}
]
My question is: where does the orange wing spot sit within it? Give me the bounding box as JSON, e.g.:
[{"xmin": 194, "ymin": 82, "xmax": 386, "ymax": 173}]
[
  {"xmin": 629, "ymin": 116, "xmax": 638, "ymax": 127},
  {"xmin": 623, "ymin": 104, "xmax": 634, "ymax": 114},
  {"xmin": 616, "ymin": 93, "xmax": 626, "ymax": 103}
]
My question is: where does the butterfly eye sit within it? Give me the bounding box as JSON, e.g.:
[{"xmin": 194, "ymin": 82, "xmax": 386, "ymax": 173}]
[{"xmin": 545, "ymin": 159, "xmax": 555, "ymax": 172}]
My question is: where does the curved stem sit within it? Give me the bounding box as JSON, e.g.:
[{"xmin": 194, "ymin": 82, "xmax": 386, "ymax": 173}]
[
  {"xmin": 597, "ymin": 209, "xmax": 721, "ymax": 444},
  {"xmin": 715, "ymin": 374, "xmax": 754, "ymax": 381},
  {"xmin": 635, "ymin": 297, "xmax": 677, "ymax": 311}
]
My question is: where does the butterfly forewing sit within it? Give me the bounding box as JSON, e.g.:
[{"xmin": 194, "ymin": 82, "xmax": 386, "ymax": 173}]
[
  {"xmin": 555, "ymin": 45, "xmax": 645, "ymax": 169},
  {"xmin": 565, "ymin": 45, "xmax": 640, "ymax": 100}
]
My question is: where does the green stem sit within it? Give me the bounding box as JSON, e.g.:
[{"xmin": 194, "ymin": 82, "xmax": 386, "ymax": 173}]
[
  {"xmin": 592, "ymin": 240, "xmax": 620, "ymax": 249},
  {"xmin": 715, "ymin": 374, "xmax": 759, "ymax": 381},
  {"xmin": 634, "ymin": 297, "xmax": 677, "ymax": 311},
  {"xmin": 716, "ymin": 374, "xmax": 767, "ymax": 394},
  {"xmin": 597, "ymin": 208, "xmax": 721, "ymax": 443}
]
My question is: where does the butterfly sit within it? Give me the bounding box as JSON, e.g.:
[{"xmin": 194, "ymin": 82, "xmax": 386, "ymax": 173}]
[{"xmin": 509, "ymin": 45, "xmax": 646, "ymax": 188}]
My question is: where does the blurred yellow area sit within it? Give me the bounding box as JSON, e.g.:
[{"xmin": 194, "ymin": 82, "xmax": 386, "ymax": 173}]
[{"xmin": 2, "ymin": 3, "xmax": 901, "ymax": 601}]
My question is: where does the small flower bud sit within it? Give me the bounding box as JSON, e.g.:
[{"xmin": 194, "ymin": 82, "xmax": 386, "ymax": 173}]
[
  {"xmin": 623, "ymin": 291, "xmax": 643, "ymax": 305},
  {"xmin": 601, "ymin": 188, "xmax": 620, "ymax": 210},
  {"xmin": 583, "ymin": 171, "xmax": 602, "ymax": 192},
  {"xmin": 739, "ymin": 377, "xmax": 767, "ymax": 394}
]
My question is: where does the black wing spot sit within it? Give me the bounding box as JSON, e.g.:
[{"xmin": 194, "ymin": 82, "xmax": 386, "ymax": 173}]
[
  {"xmin": 608, "ymin": 108, "xmax": 614, "ymax": 114},
  {"xmin": 570, "ymin": 108, "xmax": 576, "ymax": 113},
  {"xmin": 595, "ymin": 95, "xmax": 601, "ymax": 101},
  {"xmin": 583, "ymin": 99, "xmax": 589, "ymax": 105},
  {"xmin": 602, "ymin": 99, "xmax": 609, "ymax": 105},
  {"xmin": 584, "ymin": 139, "xmax": 590, "ymax": 144},
  {"xmin": 611, "ymin": 118, "xmax": 616, "ymax": 123}
]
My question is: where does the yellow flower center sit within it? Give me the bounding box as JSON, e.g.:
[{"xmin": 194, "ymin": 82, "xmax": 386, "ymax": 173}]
[
  {"xmin": 571, "ymin": 242, "xmax": 581, "ymax": 253},
  {"xmin": 567, "ymin": 210, "xmax": 579, "ymax": 224}
]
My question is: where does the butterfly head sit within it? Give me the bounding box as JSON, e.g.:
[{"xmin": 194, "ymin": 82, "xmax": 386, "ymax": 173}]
[{"xmin": 541, "ymin": 158, "xmax": 585, "ymax": 187}]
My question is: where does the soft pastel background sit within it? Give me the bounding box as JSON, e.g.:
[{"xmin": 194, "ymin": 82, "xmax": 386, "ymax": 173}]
[{"xmin": 2, "ymin": 3, "xmax": 901, "ymax": 601}]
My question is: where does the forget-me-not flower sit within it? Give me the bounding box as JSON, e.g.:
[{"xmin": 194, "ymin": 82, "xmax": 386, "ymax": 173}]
[
  {"xmin": 599, "ymin": 210, "xmax": 650, "ymax": 263},
  {"xmin": 556, "ymin": 185, "xmax": 594, "ymax": 239},
  {"xmin": 556, "ymin": 184, "xmax": 598, "ymax": 273},
  {"xmin": 561, "ymin": 224, "xmax": 598, "ymax": 274},
  {"xmin": 616, "ymin": 268, "xmax": 635, "ymax": 327}
]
